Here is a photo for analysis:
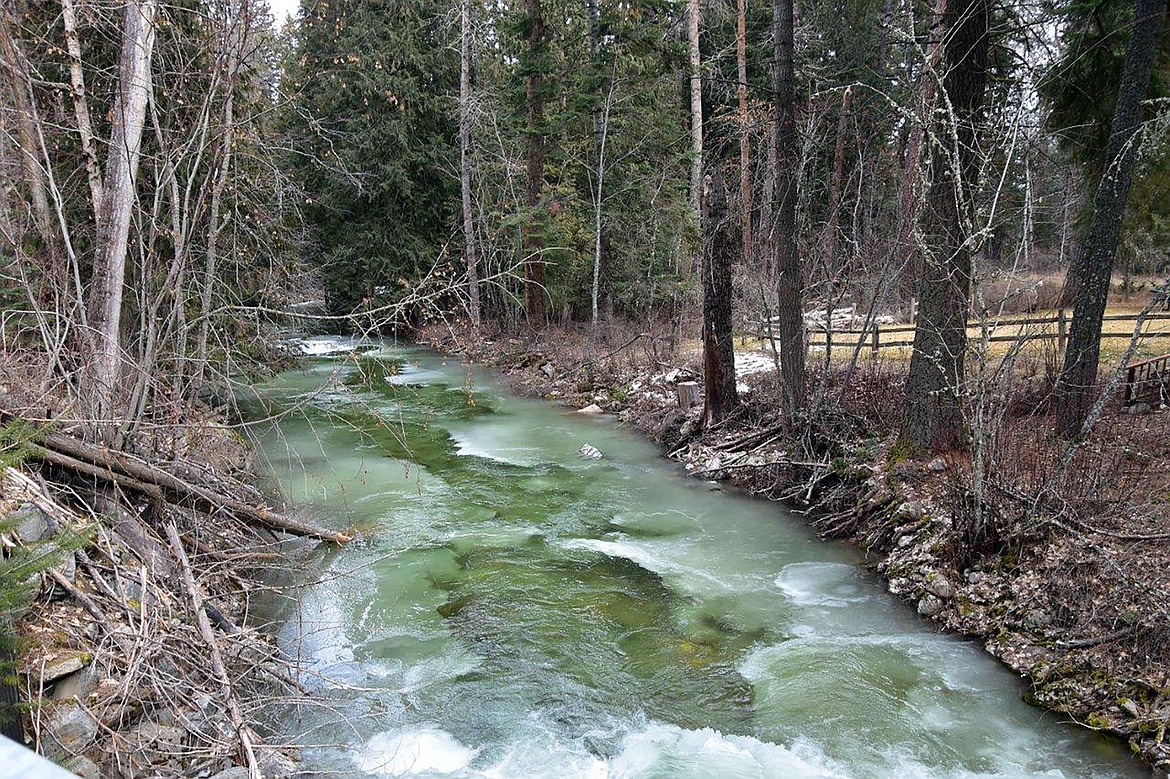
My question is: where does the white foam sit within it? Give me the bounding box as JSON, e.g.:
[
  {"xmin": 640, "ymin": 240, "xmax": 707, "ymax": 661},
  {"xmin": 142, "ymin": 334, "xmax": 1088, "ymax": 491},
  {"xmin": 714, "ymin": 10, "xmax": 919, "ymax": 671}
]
[
  {"xmin": 449, "ymin": 430, "xmax": 539, "ymax": 465},
  {"xmin": 560, "ymin": 537, "xmax": 732, "ymax": 594},
  {"xmin": 386, "ymin": 365, "xmax": 447, "ymax": 385},
  {"xmin": 480, "ymin": 713, "xmax": 609, "ymax": 779},
  {"xmin": 357, "ymin": 726, "xmax": 478, "ymax": 775},
  {"xmin": 401, "ymin": 644, "xmax": 483, "ymax": 693},
  {"xmin": 608, "ymin": 722, "xmax": 847, "ymax": 778},
  {"xmin": 774, "ymin": 561, "xmax": 874, "ymax": 607},
  {"xmin": 299, "ymin": 335, "xmax": 366, "ymax": 356}
]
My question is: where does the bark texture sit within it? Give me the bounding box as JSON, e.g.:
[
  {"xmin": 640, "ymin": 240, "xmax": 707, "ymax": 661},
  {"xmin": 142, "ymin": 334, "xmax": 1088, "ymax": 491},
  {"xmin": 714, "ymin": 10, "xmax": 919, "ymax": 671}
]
[
  {"xmin": 823, "ymin": 85, "xmax": 854, "ymax": 274},
  {"xmin": 900, "ymin": 0, "xmax": 990, "ymax": 453},
  {"xmin": 61, "ymin": 0, "xmax": 103, "ymax": 221},
  {"xmin": 1055, "ymin": 0, "xmax": 1166, "ymax": 438},
  {"xmin": 702, "ymin": 173, "xmax": 739, "ymax": 427},
  {"xmin": 87, "ymin": 0, "xmax": 158, "ymax": 430},
  {"xmin": 0, "ymin": 10, "xmax": 53, "ymax": 246},
  {"xmin": 772, "ymin": 0, "xmax": 806, "ymax": 416},
  {"xmin": 689, "ymin": 0, "xmax": 703, "ymax": 221},
  {"xmin": 736, "ymin": 0, "xmax": 752, "ymax": 264},
  {"xmin": 894, "ymin": 5, "xmax": 944, "ymax": 289}
]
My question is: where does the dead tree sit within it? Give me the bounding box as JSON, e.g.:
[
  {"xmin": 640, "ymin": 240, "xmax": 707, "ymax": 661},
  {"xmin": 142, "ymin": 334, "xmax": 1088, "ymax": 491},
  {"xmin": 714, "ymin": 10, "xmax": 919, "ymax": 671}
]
[
  {"xmin": 689, "ymin": 0, "xmax": 703, "ymax": 221},
  {"xmin": 60, "ymin": 0, "xmax": 103, "ymax": 221},
  {"xmin": 193, "ymin": 0, "xmax": 246, "ymax": 395},
  {"xmin": 702, "ymin": 172, "xmax": 739, "ymax": 427}
]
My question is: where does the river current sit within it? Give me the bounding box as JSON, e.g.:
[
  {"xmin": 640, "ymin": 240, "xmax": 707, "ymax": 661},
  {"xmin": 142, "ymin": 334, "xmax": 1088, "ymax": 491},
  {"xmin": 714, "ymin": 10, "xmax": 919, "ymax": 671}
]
[{"xmin": 245, "ymin": 341, "xmax": 1143, "ymax": 778}]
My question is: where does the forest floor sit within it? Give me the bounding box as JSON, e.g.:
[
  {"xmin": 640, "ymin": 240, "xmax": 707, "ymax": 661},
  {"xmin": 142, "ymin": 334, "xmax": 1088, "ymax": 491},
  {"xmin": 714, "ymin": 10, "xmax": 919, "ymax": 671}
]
[
  {"xmin": 423, "ymin": 320, "xmax": 1170, "ymax": 775},
  {"xmin": 0, "ymin": 353, "xmax": 347, "ymax": 777}
]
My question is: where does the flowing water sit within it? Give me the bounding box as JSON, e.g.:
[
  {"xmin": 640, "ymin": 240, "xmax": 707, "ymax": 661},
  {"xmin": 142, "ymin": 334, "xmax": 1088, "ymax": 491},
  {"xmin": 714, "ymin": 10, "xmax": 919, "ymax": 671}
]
[{"xmin": 245, "ymin": 341, "xmax": 1144, "ymax": 778}]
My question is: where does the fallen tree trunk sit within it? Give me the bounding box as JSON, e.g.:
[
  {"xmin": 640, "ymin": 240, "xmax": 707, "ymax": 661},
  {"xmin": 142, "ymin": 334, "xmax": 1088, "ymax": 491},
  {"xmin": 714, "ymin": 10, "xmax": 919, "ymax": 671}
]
[
  {"xmin": 12, "ymin": 417, "xmax": 351, "ymax": 544},
  {"xmin": 165, "ymin": 522, "xmax": 263, "ymax": 779}
]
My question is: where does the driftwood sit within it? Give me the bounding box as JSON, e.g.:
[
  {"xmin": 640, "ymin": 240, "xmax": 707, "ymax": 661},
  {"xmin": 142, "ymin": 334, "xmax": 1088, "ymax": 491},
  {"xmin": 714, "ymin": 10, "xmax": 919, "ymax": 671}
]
[
  {"xmin": 16, "ymin": 423, "xmax": 351, "ymax": 544},
  {"xmin": 165, "ymin": 522, "xmax": 263, "ymax": 779}
]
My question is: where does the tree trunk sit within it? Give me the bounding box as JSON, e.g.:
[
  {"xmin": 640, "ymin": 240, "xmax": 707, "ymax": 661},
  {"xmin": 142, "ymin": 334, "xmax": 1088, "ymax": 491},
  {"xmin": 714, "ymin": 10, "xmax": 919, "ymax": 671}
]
[
  {"xmin": 899, "ymin": 0, "xmax": 990, "ymax": 453},
  {"xmin": 702, "ymin": 172, "xmax": 739, "ymax": 427},
  {"xmin": 591, "ymin": 94, "xmax": 611, "ymax": 329},
  {"xmin": 736, "ymin": 0, "xmax": 751, "ymax": 264},
  {"xmin": 772, "ymin": 0, "xmax": 805, "ymax": 416},
  {"xmin": 894, "ymin": 4, "xmax": 943, "ymax": 291},
  {"xmin": 60, "ymin": 0, "xmax": 103, "ymax": 222},
  {"xmin": 523, "ymin": 0, "xmax": 547, "ymax": 327},
  {"xmin": 823, "ymin": 84, "xmax": 853, "ymax": 274},
  {"xmin": 1055, "ymin": 0, "xmax": 1165, "ymax": 438},
  {"xmin": 0, "ymin": 10, "xmax": 53, "ymax": 247},
  {"xmin": 760, "ymin": 118, "xmax": 777, "ymax": 273},
  {"xmin": 587, "ymin": 0, "xmax": 609, "ymax": 328},
  {"xmin": 689, "ymin": 0, "xmax": 703, "ymax": 221},
  {"xmin": 460, "ymin": 0, "xmax": 480, "ymax": 327},
  {"xmin": 86, "ymin": 0, "xmax": 158, "ymax": 432},
  {"xmin": 195, "ymin": 0, "xmax": 244, "ymax": 396}
]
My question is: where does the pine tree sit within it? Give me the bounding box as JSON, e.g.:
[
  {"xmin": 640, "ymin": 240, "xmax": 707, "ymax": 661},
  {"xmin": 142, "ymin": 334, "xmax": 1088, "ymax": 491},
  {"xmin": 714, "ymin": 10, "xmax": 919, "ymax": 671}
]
[
  {"xmin": 899, "ymin": 0, "xmax": 991, "ymax": 453},
  {"xmin": 284, "ymin": 0, "xmax": 459, "ymax": 319}
]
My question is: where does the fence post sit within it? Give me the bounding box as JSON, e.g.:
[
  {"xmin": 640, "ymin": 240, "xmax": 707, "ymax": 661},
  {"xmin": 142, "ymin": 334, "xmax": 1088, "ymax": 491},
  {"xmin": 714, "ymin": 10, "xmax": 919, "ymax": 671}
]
[
  {"xmin": 1057, "ymin": 308, "xmax": 1067, "ymax": 352},
  {"xmin": 871, "ymin": 323, "xmax": 880, "ymax": 357}
]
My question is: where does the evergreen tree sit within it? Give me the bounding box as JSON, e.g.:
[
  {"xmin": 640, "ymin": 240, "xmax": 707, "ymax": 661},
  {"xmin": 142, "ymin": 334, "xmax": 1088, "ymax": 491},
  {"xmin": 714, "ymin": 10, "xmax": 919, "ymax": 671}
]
[
  {"xmin": 284, "ymin": 0, "xmax": 459, "ymax": 319},
  {"xmin": 1055, "ymin": 0, "xmax": 1166, "ymax": 438}
]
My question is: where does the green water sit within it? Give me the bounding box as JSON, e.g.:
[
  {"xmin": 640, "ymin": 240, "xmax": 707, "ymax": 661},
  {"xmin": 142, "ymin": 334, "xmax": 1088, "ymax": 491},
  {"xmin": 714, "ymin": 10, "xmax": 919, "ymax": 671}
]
[{"xmin": 246, "ymin": 341, "xmax": 1144, "ymax": 778}]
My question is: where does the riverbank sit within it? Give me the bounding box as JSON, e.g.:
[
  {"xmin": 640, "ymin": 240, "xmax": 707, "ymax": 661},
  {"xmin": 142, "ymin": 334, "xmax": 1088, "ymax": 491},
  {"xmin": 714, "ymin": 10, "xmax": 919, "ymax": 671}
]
[
  {"xmin": 0, "ymin": 368, "xmax": 348, "ymax": 776},
  {"xmin": 422, "ymin": 322, "xmax": 1170, "ymax": 774}
]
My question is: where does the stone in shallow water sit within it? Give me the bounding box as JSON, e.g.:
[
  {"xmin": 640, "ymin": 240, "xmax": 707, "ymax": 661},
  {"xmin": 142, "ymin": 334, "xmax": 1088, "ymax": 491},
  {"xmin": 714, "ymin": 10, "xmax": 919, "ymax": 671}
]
[
  {"xmin": 579, "ymin": 443, "xmax": 603, "ymax": 459},
  {"xmin": 577, "ymin": 404, "xmax": 604, "ymax": 415}
]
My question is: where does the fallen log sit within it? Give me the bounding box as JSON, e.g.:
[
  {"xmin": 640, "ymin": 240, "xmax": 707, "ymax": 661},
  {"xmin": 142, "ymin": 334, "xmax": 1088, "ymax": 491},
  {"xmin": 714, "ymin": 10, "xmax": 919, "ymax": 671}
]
[
  {"xmin": 165, "ymin": 522, "xmax": 263, "ymax": 779},
  {"xmin": 17, "ymin": 422, "xmax": 351, "ymax": 544}
]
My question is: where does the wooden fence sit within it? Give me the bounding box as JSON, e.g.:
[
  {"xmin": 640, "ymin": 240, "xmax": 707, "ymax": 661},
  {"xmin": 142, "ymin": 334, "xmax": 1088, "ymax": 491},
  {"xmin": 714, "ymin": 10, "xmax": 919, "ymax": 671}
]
[
  {"xmin": 756, "ymin": 310, "xmax": 1170, "ymax": 357},
  {"xmin": 1124, "ymin": 354, "xmax": 1170, "ymax": 408}
]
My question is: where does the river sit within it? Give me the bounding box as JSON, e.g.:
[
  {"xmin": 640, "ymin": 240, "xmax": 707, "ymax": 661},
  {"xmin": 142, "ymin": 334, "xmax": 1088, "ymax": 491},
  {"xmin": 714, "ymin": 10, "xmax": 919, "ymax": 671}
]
[{"xmin": 244, "ymin": 341, "xmax": 1144, "ymax": 778}]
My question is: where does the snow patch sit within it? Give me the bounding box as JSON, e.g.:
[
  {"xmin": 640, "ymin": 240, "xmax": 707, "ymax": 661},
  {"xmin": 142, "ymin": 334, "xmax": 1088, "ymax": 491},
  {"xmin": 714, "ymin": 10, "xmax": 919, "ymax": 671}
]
[{"xmin": 735, "ymin": 351, "xmax": 777, "ymax": 377}]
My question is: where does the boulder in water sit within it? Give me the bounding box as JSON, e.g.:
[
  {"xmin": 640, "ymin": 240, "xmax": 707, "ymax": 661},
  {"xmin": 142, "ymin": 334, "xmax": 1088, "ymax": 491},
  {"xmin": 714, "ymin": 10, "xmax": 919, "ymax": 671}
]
[
  {"xmin": 579, "ymin": 443, "xmax": 603, "ymax": 459},
  {"xmin": 577, "ymin": 404, "xmax": 604, "ymax": 415}
]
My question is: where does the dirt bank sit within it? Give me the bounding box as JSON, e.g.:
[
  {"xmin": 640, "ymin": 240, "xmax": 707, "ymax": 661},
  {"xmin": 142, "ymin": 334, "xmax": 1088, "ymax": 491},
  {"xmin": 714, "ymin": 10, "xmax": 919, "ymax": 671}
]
[
  {"xmin": 423, "ymin": 322, "xmax": 1170, "ymax": 774},
  {"xmin": 0, "ymin": 377, "xmax": 348, "ymax": 777}
]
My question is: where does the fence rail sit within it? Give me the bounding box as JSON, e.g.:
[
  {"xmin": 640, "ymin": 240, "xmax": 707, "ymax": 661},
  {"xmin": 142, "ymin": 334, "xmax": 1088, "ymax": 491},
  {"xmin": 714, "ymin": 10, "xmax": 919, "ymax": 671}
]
[
  {"xmin": 1124, "ymin": 354, "xmax": 1170, "ymax": 408},
  {"xmin": 755, "ymin": 309, "xmax": 1170, "ymax": 356}
]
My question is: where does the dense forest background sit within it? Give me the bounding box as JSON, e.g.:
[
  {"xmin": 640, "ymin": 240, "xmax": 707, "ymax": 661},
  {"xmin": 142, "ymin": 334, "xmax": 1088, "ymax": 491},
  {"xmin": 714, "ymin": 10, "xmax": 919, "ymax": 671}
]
[{"xmin": 0, "ymin": 0, "xmax": 1167, "ymax": 440}]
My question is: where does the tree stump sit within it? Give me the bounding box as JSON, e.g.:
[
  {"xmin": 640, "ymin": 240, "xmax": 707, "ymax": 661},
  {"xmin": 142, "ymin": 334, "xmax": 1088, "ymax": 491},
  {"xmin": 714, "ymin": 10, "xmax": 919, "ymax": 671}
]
[{"xmin": 676, "ymin": 381, "xmax": 701, "ymax": 409}]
